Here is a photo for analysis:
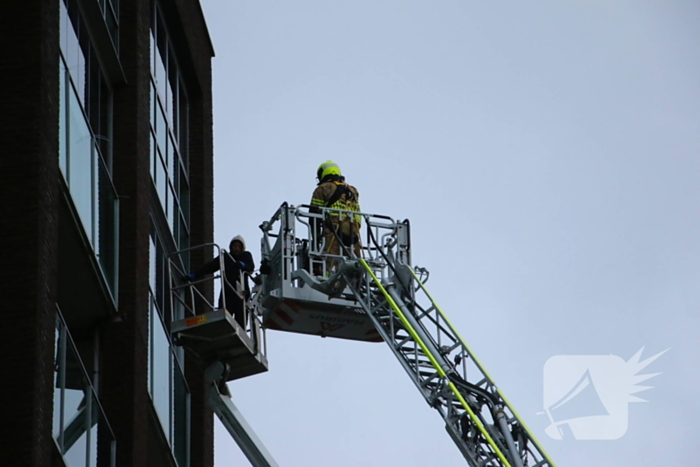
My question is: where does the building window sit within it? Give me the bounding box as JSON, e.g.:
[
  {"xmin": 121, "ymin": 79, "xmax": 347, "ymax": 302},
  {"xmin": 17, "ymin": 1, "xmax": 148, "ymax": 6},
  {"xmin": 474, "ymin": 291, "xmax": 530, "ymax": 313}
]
[
  {"xmin": 149, "ymin": 231, "xmax": 191, "ymax": 466},
  {"xmin": 97, "ymin": 0, "xmax": 120, "ymax": 52},
  {"xmin": 59, "ymin": 0, "xmax": 120, "ymax": 300},
  {"xmin": 150, "ymin": 3, "xmax": 190, "ymax": 253},
  {"xmin": 54, "ymin": 308, "xmax": 116, "ymax": 467}
]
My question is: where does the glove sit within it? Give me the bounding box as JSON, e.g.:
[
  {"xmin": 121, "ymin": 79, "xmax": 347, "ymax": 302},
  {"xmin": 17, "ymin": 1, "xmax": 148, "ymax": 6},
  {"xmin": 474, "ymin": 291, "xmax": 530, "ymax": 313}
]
[
  {"xmin": 238, "ymin": 261, "xmax": 247, "ymax": 268},
  {"xmin": 184, "ymin": 273, "xmax": 196, "ymax": 282}
]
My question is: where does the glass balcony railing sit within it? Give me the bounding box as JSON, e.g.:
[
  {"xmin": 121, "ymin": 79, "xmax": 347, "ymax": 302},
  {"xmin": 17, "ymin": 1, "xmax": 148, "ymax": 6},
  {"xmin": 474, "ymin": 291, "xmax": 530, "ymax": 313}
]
[
  {"xmin": 54, "ymin": 307, "xmax": 116, "ymax": 467},
  {"xmin": 96, "ymin": 156, "xmax": 119, "ymax": 295},
  {"xmin": 59, "ymin": 56, "xmax": 120, "ymax": 302},
  {"xmin": 148, "ymin": 293, "xmax": 191, "ymax": 465}
]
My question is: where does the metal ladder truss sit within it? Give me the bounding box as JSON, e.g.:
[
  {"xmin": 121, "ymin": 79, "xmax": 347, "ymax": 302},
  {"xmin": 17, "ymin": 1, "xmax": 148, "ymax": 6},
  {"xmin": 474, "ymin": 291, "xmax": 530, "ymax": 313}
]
[{"xmin": 350, "ymin": 259, "xmax": 555, "ymax": 467}]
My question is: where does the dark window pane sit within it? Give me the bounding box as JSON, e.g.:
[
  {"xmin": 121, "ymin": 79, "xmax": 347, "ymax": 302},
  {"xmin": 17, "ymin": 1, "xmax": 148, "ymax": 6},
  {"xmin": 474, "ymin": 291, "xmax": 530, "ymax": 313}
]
[
  {"xmin": 154, "ymin": 16, "xmax": 168, "ymax": 104},
  {"xmin": 105, "ymin": 6, "xmax": 118, "ymax": 51},
  {"xmin": 178, "ymin": 82, "xmax": 188, "ymax": 172},
  {"xmin": 168, "ymin": 184, "xmax": 177, "ymax": 232},
  {"xmin": 59, "ymin": 61, "xmax": 68, "ymax": 177},
  {"xmin": 150, "ymin": 30, "xmax": 156, "ymax": 78},
  {"xmin": 150, "ymin": 131, "xmax": 156, "ymax": 179},
  {"xmin": 97, "ymin": 157, "xmax": 118, "ymax": 295},
  {"xmin": 149, "ymin": 237, "xmax": 157, "ymax": 294},
  {"xmin": 169, "ymin": 133, "xmax": 177, "ymax": 186},
  {"xmin": 152, "ymin": 307, "xmax": 172, "ymax": 442},
  {"xmin": 156, "ymin": 99, "xmax": 168, "ymax": 157},
  {"xmin": 68, "ymin": 87, "xmax": 94, "ymax": 241},
  {"xmin": 156, "ymin": 149, "xmax": 167, "ymax": 209},
  {"xmin": 63, "ymin": 3, "xmax": 86, "ymax": 107},
  {"xmin": 178, "ymin": 214, "xmax": 189, "ymax": 257},
  {"xmin": 179, "ymin": 168, "xmax": 189, "ymax": 223}
]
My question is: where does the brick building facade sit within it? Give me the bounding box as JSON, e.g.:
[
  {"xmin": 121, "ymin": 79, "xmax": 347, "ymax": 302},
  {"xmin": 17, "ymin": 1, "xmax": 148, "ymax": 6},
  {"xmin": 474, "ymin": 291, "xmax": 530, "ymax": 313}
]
[{"xmin": 0, "ymin": 1, "xmax": 216, "ymax": 465}]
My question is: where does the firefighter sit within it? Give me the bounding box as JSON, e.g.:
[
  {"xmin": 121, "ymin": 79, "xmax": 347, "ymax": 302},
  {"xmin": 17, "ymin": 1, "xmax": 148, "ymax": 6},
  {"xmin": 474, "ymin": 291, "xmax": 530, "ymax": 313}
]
[{"xmin": 309, "ymin": 161, "xmax": 362, "ymax": 274}]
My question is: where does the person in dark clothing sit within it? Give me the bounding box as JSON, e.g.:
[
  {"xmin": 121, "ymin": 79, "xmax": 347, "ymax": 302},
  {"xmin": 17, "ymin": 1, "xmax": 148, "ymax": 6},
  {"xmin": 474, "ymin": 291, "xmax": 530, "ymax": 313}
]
[{"xmin": 186, "ymin": 235, "xmax": 255, "ymax": 328}]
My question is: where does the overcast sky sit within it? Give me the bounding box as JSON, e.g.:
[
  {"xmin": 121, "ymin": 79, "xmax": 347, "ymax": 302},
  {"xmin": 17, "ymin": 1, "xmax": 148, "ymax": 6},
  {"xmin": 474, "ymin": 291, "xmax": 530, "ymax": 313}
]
[{"xmin": 198, "ymin": 1, "xmax": 699, "ymax": 465}]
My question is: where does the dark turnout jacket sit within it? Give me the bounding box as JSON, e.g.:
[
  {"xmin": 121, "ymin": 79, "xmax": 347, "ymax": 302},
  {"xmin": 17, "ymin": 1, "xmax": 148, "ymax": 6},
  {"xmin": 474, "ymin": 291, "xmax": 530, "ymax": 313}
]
[{"xmin": 193, "ymin": 250, "xmax": 255, "ymax": 302}]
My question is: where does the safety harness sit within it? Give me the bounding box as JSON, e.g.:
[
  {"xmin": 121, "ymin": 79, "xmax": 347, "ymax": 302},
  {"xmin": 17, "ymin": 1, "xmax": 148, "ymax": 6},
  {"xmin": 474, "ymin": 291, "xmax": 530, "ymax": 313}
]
[{"xmin": 323, "ymin": 181, "xmax": 360, "ymax": 246}]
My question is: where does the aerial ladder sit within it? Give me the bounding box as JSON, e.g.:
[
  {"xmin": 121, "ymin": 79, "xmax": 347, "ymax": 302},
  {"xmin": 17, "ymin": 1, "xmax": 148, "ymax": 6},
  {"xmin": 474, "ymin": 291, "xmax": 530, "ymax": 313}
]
[
  {"xmin": 168, "ymin": 203, "xmax": 556, "ymax": 467},
  {"xmin": 256, "ymin": 203, "xmax": 556, "ymax": 467}
]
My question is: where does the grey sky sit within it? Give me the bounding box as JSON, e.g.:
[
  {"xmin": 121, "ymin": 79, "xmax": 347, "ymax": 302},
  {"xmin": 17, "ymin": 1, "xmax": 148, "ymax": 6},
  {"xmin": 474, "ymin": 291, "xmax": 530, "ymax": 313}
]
[{"xmin": 199, "ymin": 1, "xmax": 699, "ymax": 465}]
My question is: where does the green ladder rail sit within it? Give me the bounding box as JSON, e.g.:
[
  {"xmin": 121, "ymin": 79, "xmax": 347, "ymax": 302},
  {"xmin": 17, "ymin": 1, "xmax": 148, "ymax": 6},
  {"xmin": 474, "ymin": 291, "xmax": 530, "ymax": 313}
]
[
  {"xmin": 345, "ymin": 259, "xmax": 555, "ymax": 467},
  {"xmin": 406, "ymin": 266, "xmax": 554, "ymax": 467}
]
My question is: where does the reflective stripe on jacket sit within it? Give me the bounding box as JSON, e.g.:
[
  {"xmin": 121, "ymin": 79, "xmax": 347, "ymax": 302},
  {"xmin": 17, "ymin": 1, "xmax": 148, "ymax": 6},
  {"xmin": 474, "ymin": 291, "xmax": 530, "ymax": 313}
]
[{"xmin": 311, "ymin": 181, "xmax": 361, "ymax": 225}]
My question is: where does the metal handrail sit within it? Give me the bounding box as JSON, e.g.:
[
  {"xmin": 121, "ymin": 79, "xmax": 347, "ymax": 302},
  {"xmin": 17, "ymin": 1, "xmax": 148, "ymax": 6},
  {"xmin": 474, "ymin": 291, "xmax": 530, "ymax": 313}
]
[
  {"xmin": 168, "ymin": 243, "xmax": 267, "ymax": 354},
  {"xmin": 259, "ymin": 202, "xmax": 403, "ymax": 282}
]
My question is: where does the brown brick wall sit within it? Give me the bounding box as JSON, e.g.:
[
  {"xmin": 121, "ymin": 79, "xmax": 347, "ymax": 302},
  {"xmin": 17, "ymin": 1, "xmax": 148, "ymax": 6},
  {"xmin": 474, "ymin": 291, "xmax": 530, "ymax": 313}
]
[
  {"xmin": 0, "ymin": 0, "xmax": 60, "ymax": 466},
  {"xmin": 99, "ymin": 0, "xmax": 153, "ymax": 464},
  {"xmin": 187, "ymin": 85, "xmax": 215, "ymax": 467},
  {"xmin": 178, "ymin": 0, "xmax": 215, "ymax": 464}
]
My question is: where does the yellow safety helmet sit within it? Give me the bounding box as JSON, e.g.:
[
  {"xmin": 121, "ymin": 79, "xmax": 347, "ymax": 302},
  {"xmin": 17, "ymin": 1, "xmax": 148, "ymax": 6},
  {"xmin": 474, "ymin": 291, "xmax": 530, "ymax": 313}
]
[{"xmin": 316, "ymin": 160, "xmax": 342, "ymax": 181}]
